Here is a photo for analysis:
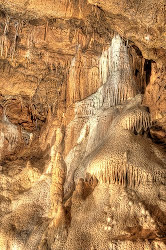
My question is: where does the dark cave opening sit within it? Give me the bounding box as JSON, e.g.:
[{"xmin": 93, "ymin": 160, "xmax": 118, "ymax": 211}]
[{"xmin": 144, "ymin": 59, "xmax": 153, "ymax": 86}]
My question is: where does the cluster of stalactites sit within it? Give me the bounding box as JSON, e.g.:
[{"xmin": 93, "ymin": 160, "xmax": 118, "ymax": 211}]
[
  {"xmin": 87, "ymin": 159, "xmax": 165, "ymax": 188},
  {"xmin": 4, "ymin": 130, "xmax": 18, "ymax": 148},
  {"xmin": 102, "ymin": 84, "xmax": 137, "ymax": 108},
  {"xmin": 0, "ymin": 17, "xmax": 23, "ymax": 60},
  {"xmin": 119, "ymin": 108, "xmax": 152, "ymax": 133},
  {"xmin": 28, "ymin": 100, "xmax": 51, "ymax": 127},
  {"xmin": 1, "ymin": 113, "xmax": 19, "ymax": 150},
  {"xmin": 99, "ymin": 34, "xmax": 138, "ymax": 106},
  {"xmin": 75, "ymin": 84, "xmax": 138, "ymax": 118},
  {"xmin": 0, "ymin": 35, "xmax": 10, "ymax": 58}
]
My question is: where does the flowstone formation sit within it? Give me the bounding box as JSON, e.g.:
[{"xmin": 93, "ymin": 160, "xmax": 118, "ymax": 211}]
[
  {"xmin": 0, "ymin": 0, "xmax": 165, "ymax": 250},
  {"xmin": 63, "ymin": 36, "xmax": 166, "ymax": 250}
]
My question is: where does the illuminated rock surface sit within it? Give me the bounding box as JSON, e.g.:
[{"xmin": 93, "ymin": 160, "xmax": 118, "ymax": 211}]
[{"xmin": 0, "ymin": 1, "xmax": 165, "ymax": 249}]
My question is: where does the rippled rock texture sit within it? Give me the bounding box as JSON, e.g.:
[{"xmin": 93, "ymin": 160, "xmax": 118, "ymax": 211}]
[{"xmin": 0, "ymin": 1, "xmax": 165, "ymax": 249}]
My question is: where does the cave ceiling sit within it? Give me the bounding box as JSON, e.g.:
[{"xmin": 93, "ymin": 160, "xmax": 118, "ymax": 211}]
[
  {"xmin": 0, "ymin": 1, "xmax": 166, "ymax": 249},
  {"xmin": 0, "ymin": 0, "xmax": 165, "ymax": 131}
]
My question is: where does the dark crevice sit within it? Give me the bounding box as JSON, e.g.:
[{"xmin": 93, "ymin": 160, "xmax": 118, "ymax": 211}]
[
  {"xmin": 132, "ymin": 45, "xmax": 143, "ymax": 56},
  {"xmin": 144, "ymin": 59, "xmax": 153, "ymax": 86},
  {"xmin": 135, "ymin": 69, "xmax": 139, "ymax": 77}
]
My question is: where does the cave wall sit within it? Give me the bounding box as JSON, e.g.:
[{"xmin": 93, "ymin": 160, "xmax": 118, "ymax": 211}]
[{"xmin": 0, "ymin": 1, "xmax": 165, "ymax": 250}]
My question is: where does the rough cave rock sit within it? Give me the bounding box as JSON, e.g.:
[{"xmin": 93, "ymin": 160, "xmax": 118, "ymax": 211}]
[{"xmin": 0, "ymin": 0, "xmax": 165, "ymax": 249}]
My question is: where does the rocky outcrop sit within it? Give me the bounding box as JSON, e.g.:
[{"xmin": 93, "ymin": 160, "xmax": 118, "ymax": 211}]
[{"xmin": 0, "ymin": 1, "xmax": 165, "ymax": 249}]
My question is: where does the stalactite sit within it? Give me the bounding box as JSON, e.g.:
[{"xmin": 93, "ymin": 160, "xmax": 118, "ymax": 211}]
[
  {"xmin": 11, "ymin": 21, "xmax": 19, "ymax": 59},
  {"xmin": 120, "ymin": 108, "xmax": 152, "ymax": 133},
  {"xmin": 87, "ymin": 155, "xmax": 165, "ymax": 190},
  {"xmin": 3, "ymin": 116, "xmax": 19, "ymax": 150},
  {"xmin": 44, "ymin": 21, "xmax": 49, "ymax": 41},
  {"xmin": 0, "ymin": 15, "xmax": 10, "ymax": 59}
]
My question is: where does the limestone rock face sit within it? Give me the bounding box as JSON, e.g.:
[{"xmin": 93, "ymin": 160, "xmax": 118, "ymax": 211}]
[
  {"xmin": 88, "ymin": 0, "xmax": 166, "ymax": 61},
  {"xmin": 0, "ymin": 1, "xmax": 165, "ymax": 250}
]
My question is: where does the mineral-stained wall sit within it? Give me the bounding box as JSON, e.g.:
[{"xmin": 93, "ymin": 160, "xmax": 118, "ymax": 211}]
[{"xmin": 0, "ymin": 1, "xmax": 165, "ymax": 250}]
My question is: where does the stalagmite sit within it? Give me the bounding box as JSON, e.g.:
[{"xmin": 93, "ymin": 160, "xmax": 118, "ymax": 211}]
[
  {"xmin": 50, "ymin": 151, "xmax": 67, "ymax": 218},
  {"xmin": 128, "ymin": 117, "xmax": 131, "ymax": 130}
]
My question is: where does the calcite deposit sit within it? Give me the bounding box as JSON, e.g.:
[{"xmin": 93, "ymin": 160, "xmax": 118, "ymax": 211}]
[{"xmin": 0, "ymin": 0, "xmax": 165, "ymax": 249}]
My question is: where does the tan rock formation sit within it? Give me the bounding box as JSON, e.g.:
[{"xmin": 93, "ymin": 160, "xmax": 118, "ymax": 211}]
[{"xmin": 0, "ymin": 0, "xmax": 165, "ymax": 249}]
